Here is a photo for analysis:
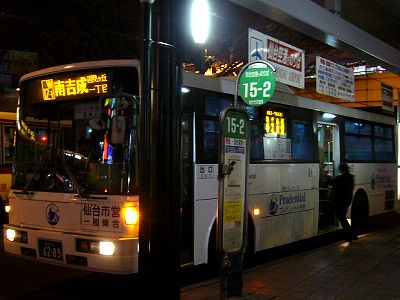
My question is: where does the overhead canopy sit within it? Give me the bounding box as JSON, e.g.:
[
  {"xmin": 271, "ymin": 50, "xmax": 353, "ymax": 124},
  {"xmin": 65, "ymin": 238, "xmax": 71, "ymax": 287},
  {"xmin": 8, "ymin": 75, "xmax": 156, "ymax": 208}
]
[{"xmin": 229, "ymin": 0, "xmax": 400, "ymax": 75}]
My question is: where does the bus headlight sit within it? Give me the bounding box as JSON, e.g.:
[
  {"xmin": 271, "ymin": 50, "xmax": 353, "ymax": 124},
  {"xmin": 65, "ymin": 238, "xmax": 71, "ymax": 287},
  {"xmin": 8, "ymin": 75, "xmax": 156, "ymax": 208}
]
[
  {"xmin": 76, "ymin": 239, "xmax": 115, "ymax": 256},
  {"xmin": 124, "ymin": 206, "xmax": 138, "ymax": 225},
  {"xmin": 99, "ymin": 241, "xmax": 115, "ymax": 256},
  {"xmin": 5, "ymin": 228, "xmax": 15, "ymax": 241},
  {"xmin": 5, "ymin": 228, "xmax": 27, "ymax": 243}
]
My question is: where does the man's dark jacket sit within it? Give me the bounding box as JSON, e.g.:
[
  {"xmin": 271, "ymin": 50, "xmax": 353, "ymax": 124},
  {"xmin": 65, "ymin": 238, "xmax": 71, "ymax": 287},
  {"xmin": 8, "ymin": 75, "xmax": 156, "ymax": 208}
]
[{"xmin": 331, "ymin": 172, "xmax": 354, "ymax": 209}]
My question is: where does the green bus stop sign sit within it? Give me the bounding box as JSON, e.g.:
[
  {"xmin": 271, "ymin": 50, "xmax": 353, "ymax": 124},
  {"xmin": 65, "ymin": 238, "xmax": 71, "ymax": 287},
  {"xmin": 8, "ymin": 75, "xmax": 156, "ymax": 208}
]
[
  {"xmin": 238, "ymin": 66, "xmax": 276, "ymax": 106},
  {"xmin": 219, "ymin": 107, "xmax": 249, "ymax": 255},
  {"xmin": 224, "ymin": 111, "xmax": 247, "ymax": 140}
]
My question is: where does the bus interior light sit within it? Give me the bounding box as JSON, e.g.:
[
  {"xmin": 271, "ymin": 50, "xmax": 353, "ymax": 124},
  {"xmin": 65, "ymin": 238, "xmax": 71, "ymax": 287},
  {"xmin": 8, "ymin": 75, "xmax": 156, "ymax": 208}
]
[
  {"xmin": 322, "ymin": 113, "xmax": 336, "ymax": 119},
  {"xmin": 39, "ymin": 135, "xmax": 48, "ymax": 142}
]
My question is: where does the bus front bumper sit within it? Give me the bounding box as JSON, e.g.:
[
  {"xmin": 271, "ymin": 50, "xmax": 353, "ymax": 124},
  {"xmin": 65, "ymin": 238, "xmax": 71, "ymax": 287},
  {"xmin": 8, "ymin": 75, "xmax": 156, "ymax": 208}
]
[{"xmin": 3, "ymin": 224, "xmax": 138, "ymax": 274}]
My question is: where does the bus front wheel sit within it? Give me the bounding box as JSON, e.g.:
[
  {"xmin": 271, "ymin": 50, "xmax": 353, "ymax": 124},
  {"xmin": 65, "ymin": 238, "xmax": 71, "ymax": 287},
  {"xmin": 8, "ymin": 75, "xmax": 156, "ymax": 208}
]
[{"xmin": 351, "ymin": 191, "xmax": 369, "ymax": 235}]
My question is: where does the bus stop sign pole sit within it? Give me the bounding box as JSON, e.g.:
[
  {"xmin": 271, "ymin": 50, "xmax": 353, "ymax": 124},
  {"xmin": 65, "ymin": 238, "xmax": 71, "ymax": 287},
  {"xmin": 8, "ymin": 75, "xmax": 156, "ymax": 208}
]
[
  {"xmin": 218, "ymin": 60, "xmax": 275, "ymax": 298},
  {"xmin": 218, "ymin": 106, "xmax": 250, "ymax": 298}
]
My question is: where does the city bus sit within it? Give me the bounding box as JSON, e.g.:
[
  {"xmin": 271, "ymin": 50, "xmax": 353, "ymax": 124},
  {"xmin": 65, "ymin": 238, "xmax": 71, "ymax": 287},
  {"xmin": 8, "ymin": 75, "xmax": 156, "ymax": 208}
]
[
  {"xmin": 0, "ymin": 112, "xmax": 16, "ymax": 224},
  {"xmin": 181, "ymin": 71, "xmax": 397, "ymax": 266},
  {"xmin": 4, "ymin": 60, "xmax": 141, "ymax": 273},
  {"xmin": 3, "ymin": 59, "xmax": 397, "ymax": 274}
]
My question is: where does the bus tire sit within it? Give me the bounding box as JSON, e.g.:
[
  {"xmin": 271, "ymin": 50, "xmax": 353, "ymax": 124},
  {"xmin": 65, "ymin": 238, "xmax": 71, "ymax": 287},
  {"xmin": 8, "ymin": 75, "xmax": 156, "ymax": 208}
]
[
  {"xmin": 243, "ymin": 215, "xmax": 255, "ymax": 268},
  {"xmin": 207, "ymin": 222, "xmax": 219, "ymax": 275},
  {"xmin": 351, "ymin": 190, "xmax": 369, "ymax": 235}
]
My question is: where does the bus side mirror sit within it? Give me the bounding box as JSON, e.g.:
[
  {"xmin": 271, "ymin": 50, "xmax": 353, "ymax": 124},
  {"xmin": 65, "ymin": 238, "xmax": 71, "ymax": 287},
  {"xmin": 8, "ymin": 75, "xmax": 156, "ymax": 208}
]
[
  {"xmin": 110, "ymin": 98, "xmax": 129, "ymax": 145},
  {"xmin": 110, "ymin": 114, "xmax": 126, "ymax": 144}
]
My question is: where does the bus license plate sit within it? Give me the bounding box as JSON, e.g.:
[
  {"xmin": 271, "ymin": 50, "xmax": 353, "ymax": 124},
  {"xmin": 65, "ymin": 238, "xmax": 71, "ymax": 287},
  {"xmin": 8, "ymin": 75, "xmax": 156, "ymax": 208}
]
[{"xmin": 38, "ymin": 239, "xmax": 63, "ymax": 261}]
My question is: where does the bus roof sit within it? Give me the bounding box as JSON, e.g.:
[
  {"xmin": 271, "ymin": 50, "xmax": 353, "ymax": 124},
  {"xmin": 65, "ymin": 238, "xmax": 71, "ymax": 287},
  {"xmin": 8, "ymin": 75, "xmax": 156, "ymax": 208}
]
[
  {"xmin": 182, "ymin": 71, "xmax": 396, "ymax": 126},
  {"xmin": 19, "ymin": 59, "xmax": 140, "ymax": 82}
]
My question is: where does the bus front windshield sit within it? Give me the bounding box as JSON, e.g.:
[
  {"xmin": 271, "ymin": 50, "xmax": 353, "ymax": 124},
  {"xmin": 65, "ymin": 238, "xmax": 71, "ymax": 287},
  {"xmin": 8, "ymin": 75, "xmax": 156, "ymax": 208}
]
[{"xmin": 13, "ymin": 95, "xmax": 139, "ymax": 195}]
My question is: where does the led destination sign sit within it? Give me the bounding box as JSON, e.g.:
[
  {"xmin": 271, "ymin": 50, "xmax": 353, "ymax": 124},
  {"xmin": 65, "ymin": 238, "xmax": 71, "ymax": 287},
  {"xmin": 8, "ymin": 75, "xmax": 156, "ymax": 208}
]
[
  {"xmin": 40, "ymin": 73, "xmax": 108, "ymax": 101},
  {"xmin": 265, "ymin": 109, "xmax": 286, "ymax": 136}
]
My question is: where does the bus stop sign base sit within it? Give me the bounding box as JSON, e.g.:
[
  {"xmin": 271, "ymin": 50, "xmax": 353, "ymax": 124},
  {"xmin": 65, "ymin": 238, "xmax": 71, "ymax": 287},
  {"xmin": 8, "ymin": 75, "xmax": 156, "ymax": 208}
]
[{"xmin": 221, "ymin": 253, "xmax": 243, "ymax": 298}]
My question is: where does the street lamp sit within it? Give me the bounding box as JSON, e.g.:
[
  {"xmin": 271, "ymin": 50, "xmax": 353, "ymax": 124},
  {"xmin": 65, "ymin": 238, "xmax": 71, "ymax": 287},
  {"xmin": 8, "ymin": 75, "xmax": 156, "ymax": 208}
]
[{"xmin": 191, "ymin": 0, "xmax": 210, "ymax": 44}]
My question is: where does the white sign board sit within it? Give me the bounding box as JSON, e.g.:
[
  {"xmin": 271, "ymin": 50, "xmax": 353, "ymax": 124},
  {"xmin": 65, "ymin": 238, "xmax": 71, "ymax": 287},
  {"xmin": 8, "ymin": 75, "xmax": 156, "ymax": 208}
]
[
  {"xmin": 248, "ymin": 28, "xmax": 305, "ymax": 89},
  {"xmin": 222, "ymin": 147, "xmax": 246, "ymax": 253},
  {"xmin": 219, "ymin": 108, "xmax": 249, "ymax": 254},
  {"xmin": 81, "ymin": 201, "xmax": 123, "ymax": 233},
  {"xmin": 316, "ymin": 56, "xmax": 354, "ymax": 102},
  {"xmin": 263, "ymin": 137, "xmax": 291, "ymax": 160},
  {"xmin": 381, "ymin": 84, "xmax": 394, "ymax": 112}
]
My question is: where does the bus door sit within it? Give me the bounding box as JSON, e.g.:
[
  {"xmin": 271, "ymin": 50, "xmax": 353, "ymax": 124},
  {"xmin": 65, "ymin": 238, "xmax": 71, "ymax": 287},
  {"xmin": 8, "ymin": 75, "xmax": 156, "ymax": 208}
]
[
  {"xmin": 180, "ymin": 112, "xmax": 194, "ymax": 266},
  {"xmin": 317, "ymin": 123, "xmax": 340, "ymax": 229}
]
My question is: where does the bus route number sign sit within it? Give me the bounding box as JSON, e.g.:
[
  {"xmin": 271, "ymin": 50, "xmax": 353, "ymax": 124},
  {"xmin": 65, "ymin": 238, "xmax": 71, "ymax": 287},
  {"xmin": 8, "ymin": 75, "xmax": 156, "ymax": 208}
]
[
  {"xmin": 218, "ymin": 107, "xmax": 249, "ymax": 254},
  {"xmin": 238, "ymin": 65, "xmax": 276, "ymax": 106}
]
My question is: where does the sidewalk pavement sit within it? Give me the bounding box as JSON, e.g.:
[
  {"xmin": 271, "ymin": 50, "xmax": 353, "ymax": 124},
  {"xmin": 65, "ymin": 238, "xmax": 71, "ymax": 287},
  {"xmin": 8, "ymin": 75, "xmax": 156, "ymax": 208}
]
[{"xmin": 181, "ymin": 213, "xmax": 400, "ymax": 300}]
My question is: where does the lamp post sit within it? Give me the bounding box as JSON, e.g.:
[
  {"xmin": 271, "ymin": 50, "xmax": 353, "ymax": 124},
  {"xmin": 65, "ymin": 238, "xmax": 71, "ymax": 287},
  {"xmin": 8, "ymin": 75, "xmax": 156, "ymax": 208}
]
[
  {"xmin": 138, "ymin": 1, "xmax": 154, "ymax": 299},
  {"xmin": 191, "ymin": 0, "xmax": 210, "ymax": 44},
  {"xmin": 190, "ymin": 0, "xmax": 210, "ymax": 73},
  {"xmin": 138, "ymin": 1, "xmax": 210, "ymax": 299},
  {"xmin": 138, "ymin": 0, "xmax": 181, "ymax": 299}
]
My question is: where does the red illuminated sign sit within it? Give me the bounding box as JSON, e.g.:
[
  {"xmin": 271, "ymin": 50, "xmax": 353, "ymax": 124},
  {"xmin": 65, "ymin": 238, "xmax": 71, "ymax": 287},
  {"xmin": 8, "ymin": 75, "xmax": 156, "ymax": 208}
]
[{"xmin": 267, "ymin": 40, "xmax": 302, "ymax": 71}]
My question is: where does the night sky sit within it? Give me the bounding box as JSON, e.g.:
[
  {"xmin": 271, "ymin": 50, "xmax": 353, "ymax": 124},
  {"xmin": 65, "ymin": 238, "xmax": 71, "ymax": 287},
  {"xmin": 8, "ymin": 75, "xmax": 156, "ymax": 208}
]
[{"xmin": 0, "ymin": 0, "xmax": 143, "ymax": 68}]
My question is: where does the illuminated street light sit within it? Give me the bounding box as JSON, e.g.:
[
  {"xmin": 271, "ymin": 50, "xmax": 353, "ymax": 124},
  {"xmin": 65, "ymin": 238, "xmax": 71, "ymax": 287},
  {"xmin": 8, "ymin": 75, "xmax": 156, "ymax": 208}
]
[{"xmin": 191, "ymin": 0, "xmax": 209, "ymax": 44}]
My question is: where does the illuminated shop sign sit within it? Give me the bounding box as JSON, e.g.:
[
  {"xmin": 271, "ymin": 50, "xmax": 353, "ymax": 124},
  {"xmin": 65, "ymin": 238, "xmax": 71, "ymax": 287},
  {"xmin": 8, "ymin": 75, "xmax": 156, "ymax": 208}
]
[
  {"xmin": 265, "ymin": 110, "xmax": 286, "ymax": 136},
  {"xmin": 40, "ymin": 73, "xmax": 108, "ymax": 101},
  {"xmin": 248, "ymin": 28, "xmax": 305, "ymax": 89},
  {"xmin": 267, "ymin": 40, "xmax": 302, "ymax": 71}
]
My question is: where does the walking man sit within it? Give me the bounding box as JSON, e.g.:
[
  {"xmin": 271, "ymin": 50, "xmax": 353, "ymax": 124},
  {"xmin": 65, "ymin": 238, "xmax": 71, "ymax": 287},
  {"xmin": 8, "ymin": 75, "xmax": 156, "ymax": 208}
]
[{"xmin": 330, "ymin": 162, "xmax": 358, "ymax": 242}]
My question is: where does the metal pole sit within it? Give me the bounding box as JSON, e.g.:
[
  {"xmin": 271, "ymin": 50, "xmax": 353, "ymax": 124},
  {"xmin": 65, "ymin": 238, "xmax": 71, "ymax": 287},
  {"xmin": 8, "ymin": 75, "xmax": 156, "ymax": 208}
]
[
  {"xmin": 139, "ymin": 0, "xmax": 181, "ymax": 298},
  {"xmin": 139, "ymin": 0, "xmax": 154, "ymax": 299},
  {"xmin": 152, "ymin": 0, "xmax": 181, "ymax": 297}
]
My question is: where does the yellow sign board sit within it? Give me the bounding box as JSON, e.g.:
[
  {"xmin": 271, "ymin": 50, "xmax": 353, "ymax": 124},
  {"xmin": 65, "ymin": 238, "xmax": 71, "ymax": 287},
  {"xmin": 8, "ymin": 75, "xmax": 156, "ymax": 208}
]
[
  {"xmin": 223, "ymin": 199, "xmax": 243, "ymax": 223},
  {"xmin": 41, "ymin": 73, "xmax": 108, "ymax": 101},
  {"xmin": 265, "ymin": 109, "xmax": 286, "ymax": 135}
]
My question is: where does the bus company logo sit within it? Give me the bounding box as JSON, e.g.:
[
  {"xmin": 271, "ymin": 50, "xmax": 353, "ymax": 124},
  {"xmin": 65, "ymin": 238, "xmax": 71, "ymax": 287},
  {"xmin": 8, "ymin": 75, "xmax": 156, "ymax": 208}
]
[
  {"xmin": 371, "ymin": 172, "xmax": 390, "ymax": 190},
  {"xmin": 46, "ymin": 204, "xmax": 60, "ymax": 225},
  {"xmin": 371, "ymin": 174, "xmax": 376, "ymax": 190},
  {"xmin": 267, "ymin": 194, "xmax": 279, "ymax": 215}
]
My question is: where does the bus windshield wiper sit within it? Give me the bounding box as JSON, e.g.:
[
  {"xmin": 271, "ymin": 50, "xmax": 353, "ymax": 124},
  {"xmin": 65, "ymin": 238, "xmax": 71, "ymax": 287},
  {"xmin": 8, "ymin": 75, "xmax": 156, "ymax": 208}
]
[
  {"xmin": 22, "ymin": 149, "xmax": 51, "ymax": 194},
  {"xmin": 22, "ymin": 148, "xmax": 85, "ymax": 195},
  {"xmin": 57, "ymin": 149, "xmax": 85, "ymax": 196}
]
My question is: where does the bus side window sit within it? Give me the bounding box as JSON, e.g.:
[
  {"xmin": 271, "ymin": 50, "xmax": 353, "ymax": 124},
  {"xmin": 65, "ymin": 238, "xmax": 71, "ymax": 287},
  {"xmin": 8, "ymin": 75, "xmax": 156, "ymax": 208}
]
[
  {"xmin": 250, "ymin": 124, "xmax": 263, "ymax": 160},
  {"xmin": 3, "ymin": 125, "xmax": 16, "ymax": 164},
  {"xmin": 203, "ymin": 119, "xmax": 219, "ymax": 162},
  {"xmin": 200, "ymin": 94, "xmax": 232, "ymax": 163},
  {"xmin": 291, "ymin": 121, "xmax": 314, "ymax": 160}
]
